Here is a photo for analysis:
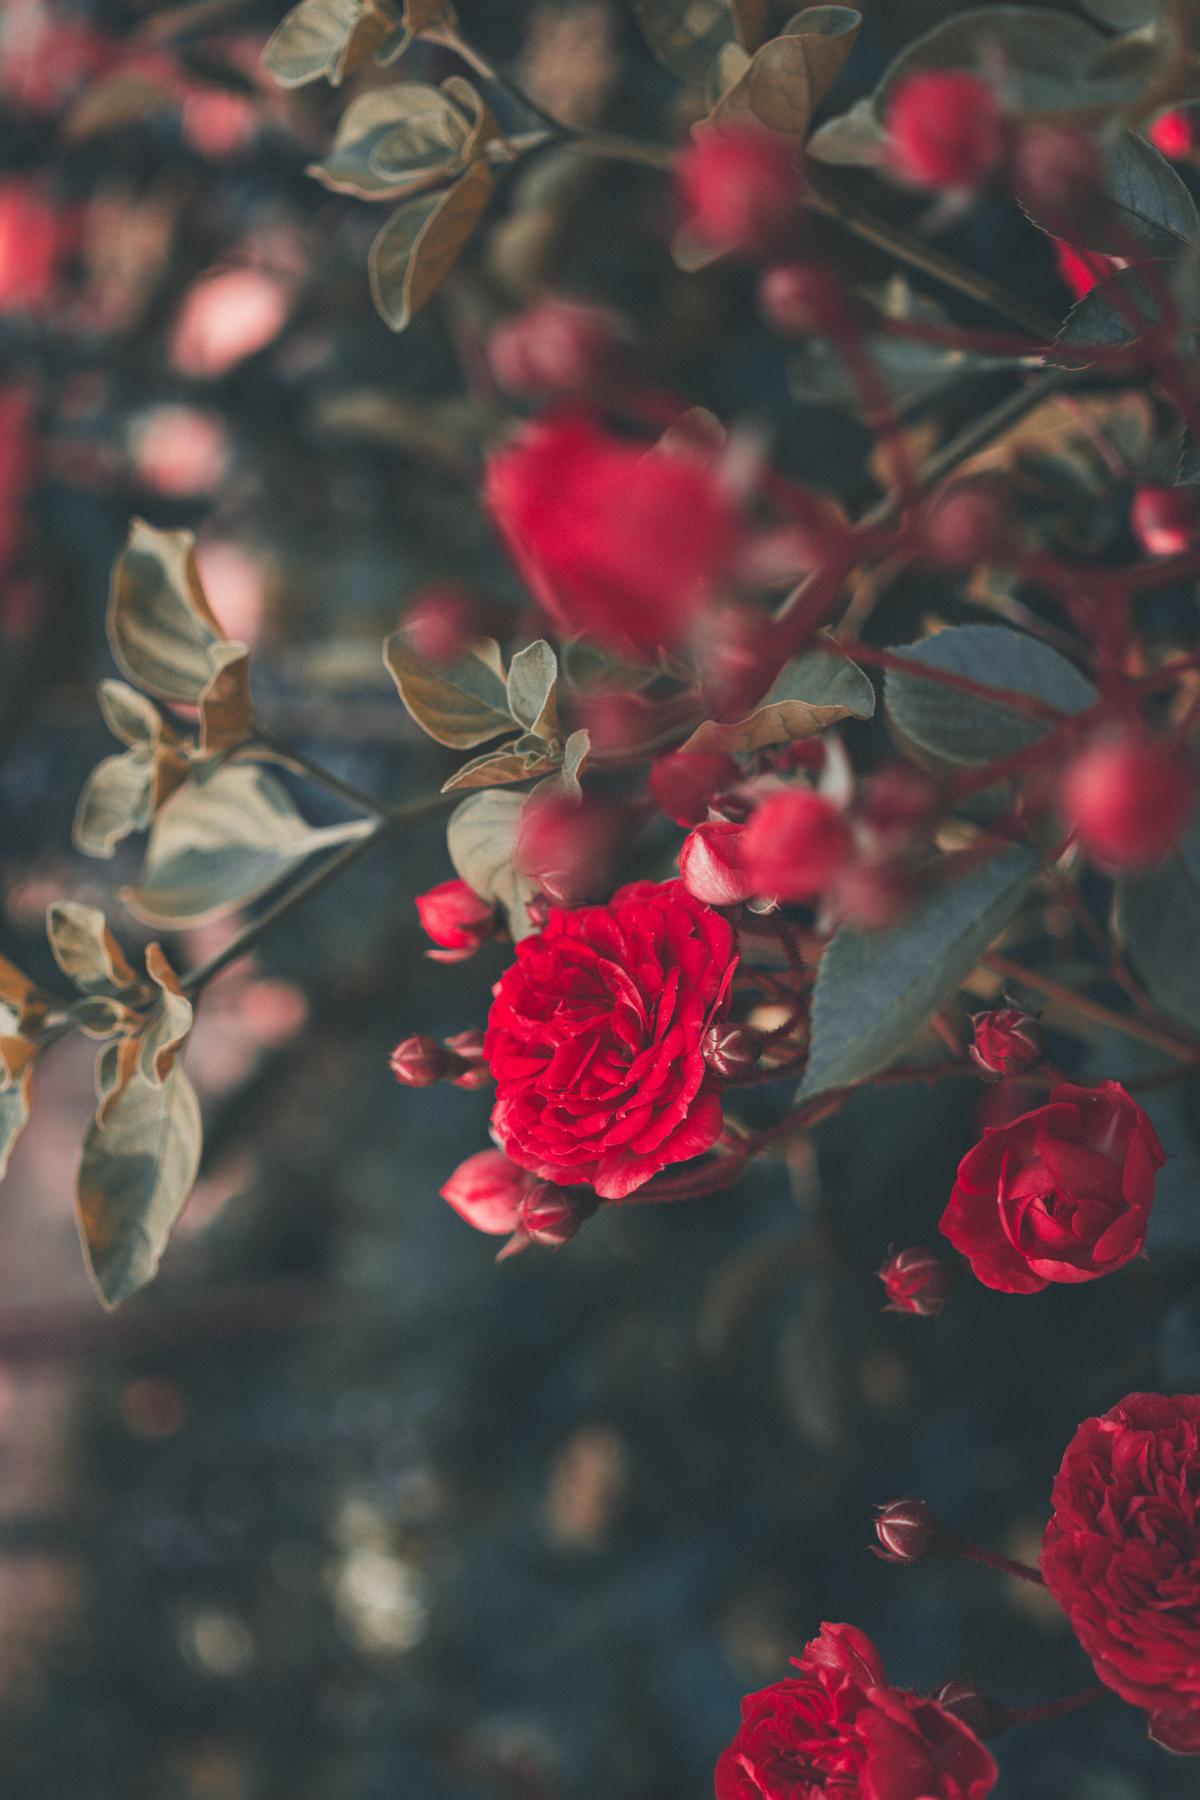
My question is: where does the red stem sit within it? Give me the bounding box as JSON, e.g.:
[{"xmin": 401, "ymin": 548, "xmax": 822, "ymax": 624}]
[{"xmin": 1003, "ymin": 1686, "xmax": 1109, "ymax": 1728}]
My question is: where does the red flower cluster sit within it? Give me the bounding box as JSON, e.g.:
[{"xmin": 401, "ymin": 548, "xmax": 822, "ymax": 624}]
[
  {"xmin": 716, "ymin": 1622, "xmax": 997, "ymax": 1799},
  {"xmin": 940, "ymin": 1081, "xmax": 1164, "ymax": 1293},
  {"xmin": 1042, "ymin": 1392, "xmax": 1200, "ymax": 1754},
  {"xmin": 484, "ymin": 880, "xmax": 738, "ymax": 1199},
  {"xmin": 485, "ymin": 413, "xmax": 740, "ymax": 659}
]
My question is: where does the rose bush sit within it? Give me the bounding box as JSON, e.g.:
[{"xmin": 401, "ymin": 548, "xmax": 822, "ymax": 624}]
[
  {"xmin": 1041, "ymin": 1392, "xmax": 1200, "ymax": 1754},
  {"xmin": 939, "ymin": 1081, "xmax": 1164, "ymax": 1293},
  {"xmin": 484, "ymin": 880, "xmax": 738, "ymax": 1199}
]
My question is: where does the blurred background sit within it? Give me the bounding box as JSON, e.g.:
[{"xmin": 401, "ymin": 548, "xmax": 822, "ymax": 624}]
[{"xmin": 2, "ymin": 1, "xmax": 1200, "ymax": 1795}]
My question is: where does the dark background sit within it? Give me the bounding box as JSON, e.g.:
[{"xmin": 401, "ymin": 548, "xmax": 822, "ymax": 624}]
[{"xmin": 2, "ymin": 2, "xmax": 1200, "ymax": 1795}]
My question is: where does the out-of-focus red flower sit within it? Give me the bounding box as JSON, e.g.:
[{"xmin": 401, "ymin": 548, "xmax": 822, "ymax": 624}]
[
  {"xmin": 485, "ymin": 412, "xmax": 740, "ymax": 658},
  {"xmin": 759, "ymin": 262, "xmax": 849, "ymax": 337},
  {"xmin": 940, "ymin": 1080, "xmax": 1165, "ymax": 1292},
  {"xmin": 741, "ymin": 789, "xmax": 852, "ymax": 902},
  {"xmin": 485, "ymin": 880, "xmax": 738, "ymax": 1199},
  {"xmin": 1042, "ymin": 1392, "xmax": 1200, "ymax": 1753},
  {"xmin": 1013, "ymin": 125, "xmax": 1106, "ymax": 236},
  {"xmin": 879, "ymin": 1246, "xmax": 955, "ymax": 1316},
  {"xmin": 515, "ymin": 792, "xmax": 625, "ymax": 907},
  {"xmin": 918, "ymin": 480, "xmax": 1013, "ymax": 568},
  {"xmin": 1149, "ymin": 108, "xmax": 1198, "ymax": 160},
  {"xmin": 716, "ymin": 1621, "xmax": 997, "ymax": 1799},
  {"xmin": 488, "ymin": 297, "xmax": 624, "ymax": 398},
  {"xmin": 1063, "ymin": 734, "xmax": 1196, "ymax": 869},
  {"xmin": 131, "ymin": 405, "xmax": 230, "ymax": 497},
  {"xmin": 181, "ymin": 85, "xmax": 257, "ymax": 159},
  {"xmin": 1131, "ymin": 483, "xmax": 1198, "ymax": 558},
  {"xmin": 677, "ymin": 125, "xmax": 803, "ymax": 255},
  {"xmin": 415, "ymin": 879, "xmax": 497, "ymax": 962},
  {"xmin": 650, "ymin": 749, "xmax": 740, "ymax": 827},
  {"xmin": 679, "ymin": 820, "xmax": 756, "ymax": 907},
  {"xmin": 171, "ymin": 266, "xmax": 291, "ymax": 378},
  {"xmin": 887, "ymin": 71, "xmax": 1008, "ymax": 192},
  {"xmin": 0, "ymin": 176, "xmax": 76, "ymax": 312}
]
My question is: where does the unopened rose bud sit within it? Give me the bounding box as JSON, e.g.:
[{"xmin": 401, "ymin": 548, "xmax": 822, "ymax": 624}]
[
  {"xmin": 760, "ymin": 262, "xmax": 853, "ymax": 337},
  {"xmin": 677, "ymin": 124, "xmax": 803, "ymax": 255},
  {"xmin": 874, "ymin": 1498, "xmax": 943, "ymax": 1563},
  {"xmin": 918, "ymin": 481, "xmax": 1013, "ymax": 570},
  {"xmin": 445, "ymin": 1029, "xmax": 491, "ymax": 1090},
  {"xmin": 887, "ymin": 70, "xmax": 1008, "ymax": 193},
  {"xmin": 742, "ymin": 789, "xmax": 853, "ymax": 903},
  {"xmin": 488, "ymin": 298, "xmax": 625, "ymax": 398},
  {"xmin": 405, "ymin": 584, "xmax": 480, "ymax": 665},
  {"xmin": 970, "ymin": 1008, "xmax": 1042, "ymax": 1078},
  {"xmin": 1131, "ymin": 483, "xmax": 1198, "ymax": 558},
  {"xmin": 415, "ymin": 879, "xmax": 497, "ymax": 962},
  {"xmin": 390, "ymin": 1035, "xmax": 449, "ymax": 1088},
  {"xmin": 440, "ymin": 1148, "xmax": 529, "ymax": 1235},
  {"xmin": 879, "ymin": 1245, "xmax": 956, "ymax": 1317},
  {"xmin": 679, "ymin": 820, "xmax": 756, "ymax": 907},
  {"xmin": 702, "ymin": 1021, "xmax": 763, "ymax": 1080},
  {"xmin": 518, "ymin": 1182, "xmax": 597, "ymax": 1248},
  {"xmin": 931, "ymin": 1679, "xmax": 1010, "ymax": 1740},
  {"xmin": 1012, "ymin": 124, "xmax": 1105, "ymax": 236},
  {"xmin": 650, "ymin": 749, "xmax": 740, "ymax": 827},
  {"xmin": 1063, "ymin": 734, "xmax": 1197, "ymax": 870}
]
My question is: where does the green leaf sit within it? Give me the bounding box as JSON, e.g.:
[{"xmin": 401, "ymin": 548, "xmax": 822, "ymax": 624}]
[
  {"xmin": 123, "ymin": 763, "xmax": 372, "ymax": 927},
  {"xmin": 73, "ymin": 749, "xmax": 155, "ymax": 858},
  {"xmin": 799, "ymin": 844, "xmax": 1041, "ymax": 1099},
  {"xmin": 1052, "ymin": 266, "xmax": 1163, "ymax": 361},
  {"xmin": 309, "ymin": 83, "xmax": 471, "ymax": 199},
  {"xmin": 440, "ymin": 736, "xmax": 558, "ymax": 792},
  {"xmin": 368, "ymin": 161, "xmax": 493, "ymax": 332},
  {"xmin": 46, "ymin": 904, "xmax": 142, "ymax": 1000},
  {"xmin": 263, "ymin": 0, "xmax": 398, "ymax": 87},
  {"xmin": 1022, "ymin": 131, "xmax": 1200, "ymax": 257},
  {"xmin": 790, "ymin": 323, "xmax": 1028, "ymax": 410},
  {"xmin": 384, "ymin": 633, "xmax": 512, "ymax": 747},
  {"xmin": 137, "ymin": 944, "xmax": 194, "ymax": 1086},
  {"xmin": 506, "ymin": 640, "xmax": 559, "ymax": 739},
  {"xmin": 76, "ymin": 1061, "xmax": 202, "ymax": 1308},
  {"xmin": 97, "ymin": 679, "xmax": 164, "ymax": 745},
  {"xmin": 680, "ymin": 638, "xmax": 875, "ymax": 757},
  {"xmin": 877, "ymin": 7, "xmax": 1111, "ymax": 113},
  {"xmin": 1118, "ymin": 823, "xmax": 1200, "ymax": 1031},
  {"xmin": 447, "ymin": 790, "xmax": 539, "ymax": 939},
  {"xmin": 707, "ymin": 7, "xmax": 862, "ymax": 138},
  {"xmin": 559, "ymin": 728, "xmax": 591, "ymax": 799},
  {"xmin": 632, "ymin": 0, "xmax": 734, "ymax": 81},
  {"xmin": 807, "ymin": 94, "xmax": 888, "ymax": 166},
  {"xmin": 884, "ymin": 625, "xmax": 1095, "ymax": 768}
]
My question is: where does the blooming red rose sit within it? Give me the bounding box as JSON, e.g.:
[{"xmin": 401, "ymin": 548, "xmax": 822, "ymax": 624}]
[
  {"xmin": 1041, "ymin": 1392, "xmax": 1200, "ymax": 1753},
  {"xmin": 940, "ymin": 1080, "xmax": 1164, "ymax": 1293},
  {"xmin": 415, "ymin": 878, "xmax": 496, "ymax": 962},
  {"xmin": 484, "ymin": 880, "xmax": 738, "ymax": 1199},
  {"xmin": 716, "ymin": 1621, "xmax": 997, "ymax": 1799},
  {"xmin": 484, "ymin": 413, "xmax": 740, "ymax": 659}
]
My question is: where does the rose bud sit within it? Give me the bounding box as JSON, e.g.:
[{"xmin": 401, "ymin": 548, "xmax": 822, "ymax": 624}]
[
  {"xmin": 1131, "ymin": 483, "xmax": 1199, "ymax": 557},
  {"xmin": 1011, "ymin": 124, "xmax": 1106, "ymax": 236},
  {"xmin": 873, "ymin": 1498, "xmax": 944, "ymax": 1563},
  {"xmin": 518, "ymin": 1181, "xmax": 597, "ymax": 1249},
  {"xmin": 677, "ymin": 123, "xmax": 803, "ymax": 255},
  {"xmin": 759, "ymin": 262, "xmax": 854, "ymax": 338},
  {"xmin": 488, "ymin": 297, "xmax": 625, "ymax": 398},
  {"xmin": 1150, "ymin": 107, "xmax": 1198, "ymax": 160},
  {"xmin": 741, "ymin": 788, "xmax": 853, "ymax": 902},
  {"xmin": 879, "ymin": 1245, "xmax": 956, "ymax": 1317},
  {"xmin": 404, "ymin": 584, "xmax": 480, "ymax": 665},
  {"xmin": 918, "ymin": 480, "xmax": 1013, "ymax": 570},
  {"xmin": 445, "ymin": 1029, "xmax": 491, "ymax": 1090},
  {"xmin": 679, "ymin": 820, "xmax": 757, "ymax": 907},
  {"xmin": 1063, "ymin": 734, "xmax": 1196, "ymax": 870},
  {"xmin": 650, "ymin": 749, "xmax": 740, "ymax": 827},
  {"xmin": 415, "ymin": 879, "xmax": 497, "ymax": 963},
  {"xmin": 931, "ymin": 1679, "xmax": 1011, "ymax": 1741},
  {"xmin": 886, "ymin": 70, "xmax": 1008, "ymax": 192},
  {"xmin": 969, "ymin": 1008, "xmax": 1042, "ymax": 1078},
  {"xmin": 390, "ymin": 1035, "xmax": 449, "ymax": 1088},
  {"xmin": 702, "ymin": 1021, "xmax": 762, "ymax": 1080},
  {"xmin": 440, "ymin": 1148, "xmax": 529, "ymax": 1235}
]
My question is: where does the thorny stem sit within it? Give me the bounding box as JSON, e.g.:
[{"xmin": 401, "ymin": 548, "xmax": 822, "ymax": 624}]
[
  {"xmin": 1002, "ymin": 1687, "xmax": 1110, "ymax": 1728},
  {"xmin": 946, "ymin": 1535, "xmax": 1046, "ymax": 1586},
  {"xmin": 984, "ymin": 954, "xmax": 1200, "ymax": 1065}
]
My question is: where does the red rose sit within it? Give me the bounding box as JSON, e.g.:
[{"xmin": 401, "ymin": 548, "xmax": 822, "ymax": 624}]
[
  {"xmin": 484, "ymin": 413, "xmax": 740, "ymax": 659},
  {"xmin": 939, "ymin": 1080, "xmax": 1164, "ymax": 1293},
  {"xmin": 1041, "ymin": 1392, "xmax": 1200, "ymax": 1754},
  {"xmin": 415, "ymin": 879, "xmax": 496, "ymax": 962},
  {"xmin": 484, "ymin": 880, "xmax": 738, "ymax": 1200},
  {"xmin": 886, "ymin": 71, "xmax": 1008, "ymax": 193},
  {"xmin": 716, "ymin": 1621, "xmax": 997, "ymax": 1799}
]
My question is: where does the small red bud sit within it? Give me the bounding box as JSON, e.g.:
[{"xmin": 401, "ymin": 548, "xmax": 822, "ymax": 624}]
[
  {"xmin": 1063, "ymin": 734, "xmax": 1197, "ymax": 870},
  {"xmin": 879, "ymin": 1246, "xmax": 956, "ymax": 1317},
  {"xmin": 440, "ymin": 1149, "xmax": 529, "ymax": 1236},
  {"xmin": 918, "ymin": 480, "xmax": 1013, "ymax": 570},
  {"xmin": 1149, "ymin": 108, "xmax": 1197, "ymax": 161},
  {"xmin": 518, "ymin": 1182, "xmax": 597, "ymax": 1248},
  {"xmin": 741, "ymin": 788, "xmax": 853, "ymax": 902},
  {"xmin": 404, "ymin": 584, "xmax": 480, "ymax": 665},
  {"xmin": 1012, "ymin": 125, "xmax": 1106, "ymax": 236},
  {"xmin": 760, "ymin": 263, "xmax": 852, "ymax": 337},
  {"xmin": 887, "ymin": 71, "xmax": 1008, "ymax": 193},
  {"xmin": 445, "ymin": 1029, "xmax": 491, "ymax": 1090},
  {"xmin": 931, "ymin": 1679, "xmax": 1010, "ymax": 1740},
  {"xmin": 390, "ymin": 1035, "xmax": 449, "ymax": 1088},
  {"xmin": 488, "ymin": 298, "xmax": 625, "ymax": 398},
  {"xmin": 969, "ymin": 1008, "xmax": 1042, "ymax": 1078},
  {"xmin": 679, "ymin": 820, "xmax": 757, "ymax": 907},
  {"xmin": 702, "ymin": 1021, "xmax": 763, "ymax": 1080},
  {"xmin": 874, "ymin": 1497, "xmax": 944, "ymax": 1563},
  {"xmin": 677, "ymin": 124, "xmax": 803, "ymax": 255},
  {"xmin": 415, "ymin": 879, "xmax": 497, "ymax": 962},
  {"xmin": 1131, "ymin": 483, "xmax": 1198, "ymax": 558}
]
